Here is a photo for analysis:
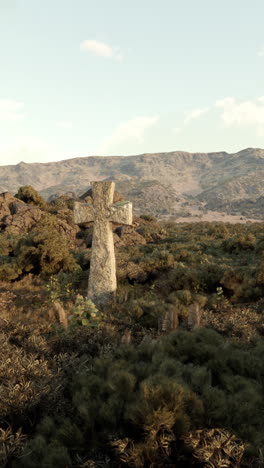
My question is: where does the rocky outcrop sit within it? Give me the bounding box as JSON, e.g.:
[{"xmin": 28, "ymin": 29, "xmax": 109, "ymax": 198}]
[
  {"xmin": 0, "ymin": 148, "xmax": 264, "ymax": 220},
  {"xmin": 114, "ymin": 225, "xmax": 146, "ymax": 247},
  {"xmin": 0, "ymin": 192, "xmax": 79, "ymax": 239},
  {"xmin": 55, "ymin": 209, "xmax": 79, "ymax": 240},
  {"xmin": 0, "ymin": 192, "xmax": 43, "ymax": 235}
]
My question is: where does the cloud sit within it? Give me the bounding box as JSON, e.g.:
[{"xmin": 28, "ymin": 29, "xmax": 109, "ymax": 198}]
[
  {"xmin": 56, "ymin": 121, "xmax": 73, "ymax": 129},
  {"xmin": 257, "ymin": 45, "xmax": 264, "ymax": 57},
  {"xmin": 80, "ymin": 39, "xmax": 123, "ymax": 60},
  {"xmin": 98, "ymin": 115, "xmax": 159, "ymax": 154},
  {"xmin": 172, "ymin": 106, "xmax": 209, "ymax": 134},
  {"xmin": 0, "ymin": 99, "xmax": 24, "ymax": 121},
  {"xmin": 175, "ymin": 95, "xmax": 264, "ymax": 135},
  {"xmin": 215, "ymin": 96, "xmax": 264, "ymax": 133},
  {"xmin": 183, "ymin": 107, "xmax": 210, "ymax": 125}
]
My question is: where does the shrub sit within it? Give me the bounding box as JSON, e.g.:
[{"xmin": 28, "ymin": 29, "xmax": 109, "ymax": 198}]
[
  {"xmin": 49, "ymin": 195, "xmax": 74, "ymax": 212},
  {"xmin": 15, "ymin": 215, "xmax": 79, "ymax": 276},
  {"xmin": 2, "ymin": 220, "xmax": 264, "ymax": 466},
  {"xmin": 140, "ymin": 214, "xmax": 157, "ymax": 222},
  {"xmin": 16, "ymin": 186, "xmax": 47, "ymax": 210},
  {"xmin": 222, "ymin": 233, "xmax": 256, "ymax": 253},
  {"xmin": 0, "ymin": 233, "xmax": 10, "ymax": 255},
  {"xmin": 68, "ymin": 295, "xmax": 102, "ymax": 328},
  {"xmin": 14, "ymin": 329, "xmax": 264, "ymax": 467},
  {"xmin": 0, "ymin": 261, "xmax": 22, "ymax": 281}
]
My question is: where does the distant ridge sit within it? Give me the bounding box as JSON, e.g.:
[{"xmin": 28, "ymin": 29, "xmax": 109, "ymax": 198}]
[{"xmin": 0, "ymin": 148, "xmax": 263, "ymax": 221}]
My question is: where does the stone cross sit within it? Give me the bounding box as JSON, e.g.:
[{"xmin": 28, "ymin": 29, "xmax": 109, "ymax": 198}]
[{"xmin": 74, "ymin": 181, "xmax": 132, "ymax": 306}]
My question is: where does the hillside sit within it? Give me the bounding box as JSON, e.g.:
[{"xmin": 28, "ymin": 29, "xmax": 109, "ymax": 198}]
[
  {"xmin": 0, "ymin": 192, "xmax": 264, "ymax": 466},
  {"xmin": 0, "ymin": 147, "xmax": 264, "ymax": 220}
]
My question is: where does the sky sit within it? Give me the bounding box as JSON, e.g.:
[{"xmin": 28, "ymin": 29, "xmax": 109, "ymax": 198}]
[{"xmin": 1, "ymin": 0, "xmax": 264, "ymax": 165}]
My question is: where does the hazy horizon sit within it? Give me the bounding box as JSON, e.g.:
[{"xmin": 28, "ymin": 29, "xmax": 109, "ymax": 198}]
[
  {"xmin": 1, "ymin": 146, "xmax": 264, "ymax": 167},
  {"xmin": 1, "ymin": 0, "xmax": 264, "ymax": 165}
]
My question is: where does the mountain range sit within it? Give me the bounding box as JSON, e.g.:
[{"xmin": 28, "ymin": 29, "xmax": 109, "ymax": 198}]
[{"xmin": 0, "ymin": 147, "xmax": 263, "ymax": 221}]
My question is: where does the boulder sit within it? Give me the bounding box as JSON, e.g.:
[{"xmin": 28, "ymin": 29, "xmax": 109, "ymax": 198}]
[
  {"xmin": 114, "ymin": 225, "xmax": 146, "ymax": 246},
  {"xmin": 0, "ymin": 192, "xmax": 78, "ymax": 239},
  {"xmin": 55, "ymin": 209, "xmax": 79, "ymax": 240},
  {"xmin": 0, "ymin": 192, "xmax": 43, "ymax": 235}
]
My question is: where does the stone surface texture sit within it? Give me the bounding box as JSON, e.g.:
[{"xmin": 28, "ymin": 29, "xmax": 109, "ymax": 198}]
[
  {"xmin": 188, "ymin": 303, "xmax": 203, "ymax": 330},
  {"xmin": 0, "ymin": 192, "xmax": 78, "ymax": 239},
  {"xmin": 74, "ymin": 181, "xmax": 132, "ymax": 305},
  {"xmin": 0, "ymin": 192, "xmax": 43, "ymax": 235},
  {"xmin": 158, "ymin": 306, "xmax": 179, "ymax": 332},
  {"xmin": 114, "ymin": 225, "xmax": 146, "ymax": 247}
]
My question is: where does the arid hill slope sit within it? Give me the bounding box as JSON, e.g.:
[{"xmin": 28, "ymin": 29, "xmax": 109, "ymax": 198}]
[{"xmin": 0, "ymin": 148, "xmax": 263, "ymax": 219}]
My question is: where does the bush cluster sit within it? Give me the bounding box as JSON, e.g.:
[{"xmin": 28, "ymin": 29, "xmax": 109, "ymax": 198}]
[
  {"xmin": 15, "ymin": 186, "xmax": 48, "ymax": 210},
  {"xmin": 117, "ymin": 221, "xmax": 264, "ymax": 307},
  {"xmin": 0, "ymin": 187, "xmax": 264, "ymax": 467},
  {"xmin": 0, "ymin": 214, "xmax": 79, "ymax": 281},
  {"xmin": 10, "ymin": 328, "xmax": 264, "ymax": 467}
]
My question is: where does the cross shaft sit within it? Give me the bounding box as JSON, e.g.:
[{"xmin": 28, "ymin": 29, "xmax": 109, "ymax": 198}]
[{"xmin": 74, "ymin": 181, "xmax": 132, "ymax": 305}]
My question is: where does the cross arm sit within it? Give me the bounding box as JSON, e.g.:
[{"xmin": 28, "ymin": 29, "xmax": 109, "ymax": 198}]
[
  {"xmin": 73, "ymin": 201, "xmax": 95, "ymax": 224},
  {"xmin": 110, "ymin": 201, "xmax": 133, "ymax": 225}
]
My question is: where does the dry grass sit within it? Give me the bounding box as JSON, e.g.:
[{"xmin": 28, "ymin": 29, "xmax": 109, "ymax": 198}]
[
  {"xmin": 0, "ymin": 426, "xmax": 27, "ymax": 468},
  {"xmin": 204, "ymin": 303, "xmax": 264, "ymax": 341},
  {"xmin": 0, "ymin": 274, "xmax": 50, "ymax": 322}
]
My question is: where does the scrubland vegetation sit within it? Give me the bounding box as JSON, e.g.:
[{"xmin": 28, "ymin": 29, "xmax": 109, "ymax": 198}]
[{"xmin": 0, "ymin": 186, "xmax": 263, "ymax": 467}]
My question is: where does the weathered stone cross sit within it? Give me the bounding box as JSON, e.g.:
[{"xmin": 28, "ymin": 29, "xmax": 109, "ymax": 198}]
[{"xmin": 74, "ymin": 181, "xmax": 132, "ymax": 306}]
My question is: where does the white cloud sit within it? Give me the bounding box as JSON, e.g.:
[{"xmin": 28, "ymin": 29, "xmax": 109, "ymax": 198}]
[
  {"xmin": 257, "ymin": 45, "xmax": 264, "ymax": 57},
  {"xmin": 0, "ymin": 99, "xmax": 24, "ymax": 121},
  {"xmin": 80, "ymin": 39, "xmax": 124, "ymax": 61},
  {"xmin": 98, "ymin": 115, "xmax": 159, "ymax": 154},
  {"xmin": 183, "ymin": 107, "xmax": 210, "ymax": 125},
  {"xmin": 215, "ymin": 96, "xmax": 264, "ymax": 133},
  {"xmin": 172, "ymin": 106, "xmax": 209, "ymax": 134},
  {"xmin": 56, "ymin": 121, "xmax": 73, "ymax": 129}
]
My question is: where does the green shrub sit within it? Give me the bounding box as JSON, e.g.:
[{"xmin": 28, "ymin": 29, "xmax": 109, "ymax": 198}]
[
  {"xmin": 0, "ymin": 233, "xmax": 10, "ymax": 255},
  {"xmin": 222, "ymin": 233, "xmax": 256, "ymax": 253},
  {"xmin": 16, "ymin": 185, "xmax": 47, "ymax": 210},
  {"xmin": 14, "ymin": 328, "xmax": 264, "ymax": 467},
  {"xmin": 0, "ymin": 261, "xmax": 22, "ymax": 281},
  {"xmin": 2, "ymin": 220, "xmax": 264, "ymax": 466},
  {"xmin": 49, "ymin": 195, "xmax": 74, "ymax": 212},
  {"xmin": 68, "ymin": 295, "xmax": 102, "ymax": 328},
  {"xmin": 15, "ymin": 214, "xmax": 79, "ymax": 276}
]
